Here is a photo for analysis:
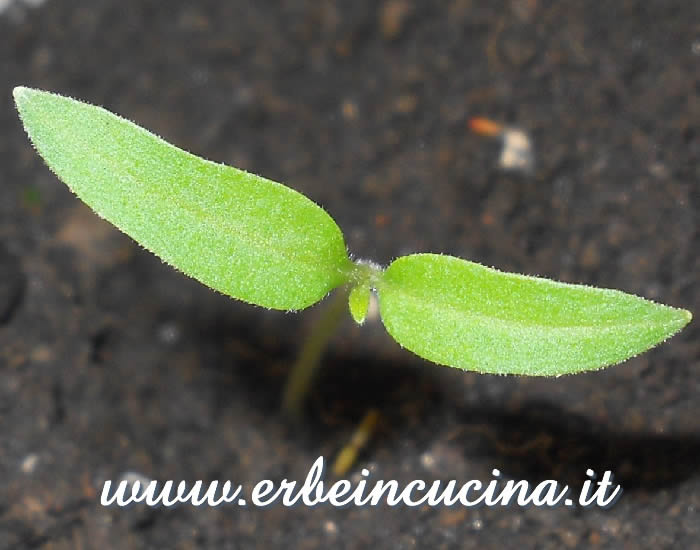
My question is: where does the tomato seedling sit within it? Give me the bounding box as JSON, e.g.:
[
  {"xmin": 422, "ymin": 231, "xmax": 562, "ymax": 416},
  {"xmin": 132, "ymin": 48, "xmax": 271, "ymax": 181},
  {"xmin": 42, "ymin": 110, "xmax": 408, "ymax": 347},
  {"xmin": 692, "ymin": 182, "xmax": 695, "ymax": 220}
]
[{"xmin": 14, "ymin": 87, "xmax": 691, "ymax": 379}]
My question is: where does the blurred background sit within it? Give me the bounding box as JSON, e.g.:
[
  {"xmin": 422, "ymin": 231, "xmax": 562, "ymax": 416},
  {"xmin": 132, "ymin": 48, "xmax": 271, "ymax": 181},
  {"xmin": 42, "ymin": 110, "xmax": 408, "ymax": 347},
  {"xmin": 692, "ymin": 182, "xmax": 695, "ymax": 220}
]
[{"xmin": 1, "ymin": 0, "xmax": 699, "ymax": 548}]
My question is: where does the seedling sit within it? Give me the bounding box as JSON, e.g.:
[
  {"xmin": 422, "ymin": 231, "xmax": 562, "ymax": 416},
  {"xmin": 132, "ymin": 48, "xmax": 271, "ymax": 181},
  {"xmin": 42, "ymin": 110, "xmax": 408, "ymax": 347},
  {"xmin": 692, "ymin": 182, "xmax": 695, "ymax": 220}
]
[{"xmin": 13, "ymin": 87, "xmax": 691, "ymax": 389}]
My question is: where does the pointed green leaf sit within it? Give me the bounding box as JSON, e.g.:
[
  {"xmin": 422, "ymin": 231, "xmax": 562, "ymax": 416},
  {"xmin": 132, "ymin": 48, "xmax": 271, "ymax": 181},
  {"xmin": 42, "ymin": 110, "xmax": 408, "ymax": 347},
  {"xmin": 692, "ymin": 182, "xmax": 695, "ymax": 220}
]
[
  {"xmin": 14, "ymin": 87, "xmax": 353, "ymax": 310},
  {"xmin": 348, "ymin": 283, "xmax": 370, "ymax": 324},
  {"xmin": 377, "ymin": 254, "xmax": 691, "ymax": 376}
]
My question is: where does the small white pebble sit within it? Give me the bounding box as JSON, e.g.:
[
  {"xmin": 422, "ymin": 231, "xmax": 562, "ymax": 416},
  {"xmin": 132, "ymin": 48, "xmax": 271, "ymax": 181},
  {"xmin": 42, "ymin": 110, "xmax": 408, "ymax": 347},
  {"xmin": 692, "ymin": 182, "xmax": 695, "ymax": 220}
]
[
  {"xmin": 0, "ymin": 0, "xmax": 47, "ymax": 15},
  {"xmin": 157, "ymin": 321, "xmax": 181, "ymax": 344},
  {"xmin": 499, "ymin": 128, "xmax": 535, "ymax": 173},
  {"xmin": 420, "ymin": 452, "xmax": 435, "ymax": 469},
  {"xmin": 119, "ymin": 471, "xmax": 154, "ymax": 488},
  {"xmin": 20, "ymin": 453, "xmax": 39, "ymax": 474}
]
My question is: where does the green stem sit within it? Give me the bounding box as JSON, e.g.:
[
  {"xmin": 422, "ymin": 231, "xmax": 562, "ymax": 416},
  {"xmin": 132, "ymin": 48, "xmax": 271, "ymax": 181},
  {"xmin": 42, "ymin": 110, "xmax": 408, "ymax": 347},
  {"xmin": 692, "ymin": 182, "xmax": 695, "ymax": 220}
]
[{"xmin": 281, "ymin": 286, "xmax": 350, "ymax": 418}]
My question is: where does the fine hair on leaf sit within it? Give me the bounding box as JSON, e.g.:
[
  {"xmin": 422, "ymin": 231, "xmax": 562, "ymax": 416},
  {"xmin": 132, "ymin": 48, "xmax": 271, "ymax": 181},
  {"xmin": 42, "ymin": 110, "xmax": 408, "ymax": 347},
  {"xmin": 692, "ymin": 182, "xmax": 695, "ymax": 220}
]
[{"xmin": 13, "ymin": 86, "xmax": 692, "ymax": 377}]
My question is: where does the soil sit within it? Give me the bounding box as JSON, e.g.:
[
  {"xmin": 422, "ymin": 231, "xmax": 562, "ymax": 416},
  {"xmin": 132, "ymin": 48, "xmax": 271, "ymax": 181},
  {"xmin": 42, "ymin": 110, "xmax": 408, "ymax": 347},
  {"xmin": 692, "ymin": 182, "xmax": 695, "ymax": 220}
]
[{"xmin": 1, "ymin": 1, "xmax": 699, "ymax": 548}]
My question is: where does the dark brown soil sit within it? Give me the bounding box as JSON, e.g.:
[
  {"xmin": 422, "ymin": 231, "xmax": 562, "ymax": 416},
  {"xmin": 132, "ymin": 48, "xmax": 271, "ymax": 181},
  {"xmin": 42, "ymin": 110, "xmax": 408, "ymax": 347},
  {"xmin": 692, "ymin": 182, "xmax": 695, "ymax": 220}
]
[{"xmin": 1, "ymin": 1, "xmax": 699, "ymax": 548}]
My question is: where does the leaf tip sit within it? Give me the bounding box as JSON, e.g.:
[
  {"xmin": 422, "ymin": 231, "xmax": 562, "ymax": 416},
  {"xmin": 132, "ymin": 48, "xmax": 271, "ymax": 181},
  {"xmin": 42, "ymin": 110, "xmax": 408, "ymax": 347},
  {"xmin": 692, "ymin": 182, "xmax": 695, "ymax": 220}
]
[
  {"xmin": 667, "ymin": 306, "xmax": 693, "ymax": 332},
  {"xmin": 13, "ymin": 87, "xmax": 40, "ymax": 121},
  {"xmin": 678, "ymin": 307, "xmax": 692, "ymax": 328},
  {"xmin": 12, "ymin": 86, "xmax": 32, "ymax": 106},
  {"xmin": 348, "ymin": 284, "xmax": 370, "ymax": 325}
]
